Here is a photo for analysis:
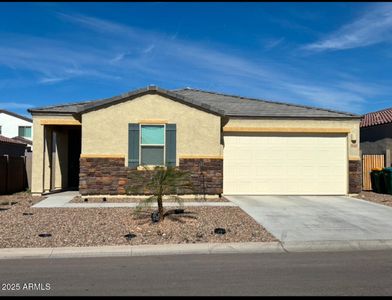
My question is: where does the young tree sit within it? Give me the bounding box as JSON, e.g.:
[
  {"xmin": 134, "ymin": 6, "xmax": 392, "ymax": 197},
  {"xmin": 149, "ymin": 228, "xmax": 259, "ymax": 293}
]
[{"xmin": 126, "ymin": 166, "xmax": 193, "ymax": 222}]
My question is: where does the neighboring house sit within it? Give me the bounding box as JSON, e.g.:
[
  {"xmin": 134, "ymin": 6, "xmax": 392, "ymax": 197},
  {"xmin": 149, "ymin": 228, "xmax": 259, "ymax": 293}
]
[
  {"xmin": 360, "ymin": 107, "xmax": 392, "ymax": 167},
  {"xmin": 11, "ymin": 136, "xmax": 33, "ymax": 153},
  {"xmin": 0, "ymin": 135, "xmax": 27, "ymax": 157},
  {"xmin": 0, "ymin": 110, "xmax": 33, "ymax": 150},
  {"xmin": 0, "ymin": 135, "xmax": 30, "ymax": 195},
  {"xmin": 28, "ymin": 86, "xmax": 362, "ymax": 196}
]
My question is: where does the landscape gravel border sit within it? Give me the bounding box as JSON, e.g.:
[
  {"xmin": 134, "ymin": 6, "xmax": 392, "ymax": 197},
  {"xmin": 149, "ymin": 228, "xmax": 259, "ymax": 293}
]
[
  {"xmin": 0, "ymin": 193, "xmax": 276, "ymax": 248},
  {"xmin": 353, "ymin": 191, "xmax": 392, "ymax": 208}
]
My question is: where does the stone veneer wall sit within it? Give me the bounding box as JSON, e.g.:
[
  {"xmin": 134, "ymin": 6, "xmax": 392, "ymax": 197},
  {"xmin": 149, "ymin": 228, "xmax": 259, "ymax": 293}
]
[
  {"xmin": 178, "ymin": 158, "xmax": 223, "ymax": 195},
  {"xmin": 79, "ymin": 157, "xmax": 223, "ymax": 195},
  {"xmin": 79, "ymin": 157, "xmax": 128, "ymax": 195},
  {"xmin": 348, "ymin": 160, "xmax": 362, "ymax": 194}
]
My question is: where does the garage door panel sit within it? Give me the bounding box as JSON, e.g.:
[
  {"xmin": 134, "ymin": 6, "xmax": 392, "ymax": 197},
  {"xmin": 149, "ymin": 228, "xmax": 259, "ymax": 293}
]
[{"xmin": 223, "ymin": 134, "xmax": 347, "ymax": 195}]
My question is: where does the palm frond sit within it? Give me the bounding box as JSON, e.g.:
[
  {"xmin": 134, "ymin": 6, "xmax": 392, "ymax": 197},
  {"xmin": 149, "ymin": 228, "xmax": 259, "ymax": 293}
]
[{"xmin": 135, "ymin": 195, "xmax": 157, "ymax": 212}]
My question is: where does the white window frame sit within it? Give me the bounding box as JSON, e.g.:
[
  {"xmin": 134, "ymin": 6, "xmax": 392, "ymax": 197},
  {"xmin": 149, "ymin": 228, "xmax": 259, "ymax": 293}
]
[
  {"xmin": 18, "ymin": 126, "xmax": 32, "ymax": 138},
  {"xmin": 139, "ymin": 124, "xmax": 166, "ymax": 166}
]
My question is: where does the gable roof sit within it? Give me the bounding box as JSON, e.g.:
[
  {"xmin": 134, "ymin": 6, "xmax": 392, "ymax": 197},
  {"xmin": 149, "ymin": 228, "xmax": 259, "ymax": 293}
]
[
  {"xmin": 360, "ymin": 107, "xmax": 392, "ymax": 128},
  {"xmin": 0, "ymin": 109, "xmax": 32, "ymax": 123},
  {"xmin": 28, "ymin": 86, "xmax": 225, "ymax": 116},
  {"xmin": 28, "ymin": 85, "xmax": 360, "ymax": 119}
]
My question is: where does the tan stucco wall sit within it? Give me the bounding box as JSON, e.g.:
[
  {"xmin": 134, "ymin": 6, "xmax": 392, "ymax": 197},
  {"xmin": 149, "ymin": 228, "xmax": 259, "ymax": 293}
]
[
  {"xmin": 224, "ymin": 118, "xmax": 361, "ymax": 159},
  {"xmin": 81, "ymin": 94, "xmax": 222, "ymax": 165},
  {"xmin": 31, "ymin": 114, "xmax": 79, "ymax": 194}
]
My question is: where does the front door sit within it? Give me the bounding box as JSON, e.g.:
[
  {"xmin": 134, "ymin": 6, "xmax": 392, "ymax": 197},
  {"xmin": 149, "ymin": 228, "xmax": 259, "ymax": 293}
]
[{"xmin": 67, "ymin": 127, "xmax": 81, "ymax": 189}]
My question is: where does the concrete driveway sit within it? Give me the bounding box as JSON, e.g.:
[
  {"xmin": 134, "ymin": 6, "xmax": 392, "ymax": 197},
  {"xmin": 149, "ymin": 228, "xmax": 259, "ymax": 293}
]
[{"xmin": 226, "ymin": 195, "xmax": 392, "ymax": 242}]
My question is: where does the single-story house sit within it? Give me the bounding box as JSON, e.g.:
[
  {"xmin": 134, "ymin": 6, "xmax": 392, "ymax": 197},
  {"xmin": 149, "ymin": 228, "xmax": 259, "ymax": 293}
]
[
  {"xmin": 360, "ymin": 107, "xmax": 392, "ymax": 167},
  {"xmin": 28, "ymin": 86, "xmax": 362, "ymax": 196},
  {"xmin": 0, "ymin": 135, "xmax": 28, "ymax": 157}
]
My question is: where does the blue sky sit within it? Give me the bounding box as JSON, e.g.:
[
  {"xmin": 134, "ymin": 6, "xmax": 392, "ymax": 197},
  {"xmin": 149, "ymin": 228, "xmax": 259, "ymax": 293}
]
[{"xmin": 1, "ymin": 2, "xmax": 392, "ymax": 117}]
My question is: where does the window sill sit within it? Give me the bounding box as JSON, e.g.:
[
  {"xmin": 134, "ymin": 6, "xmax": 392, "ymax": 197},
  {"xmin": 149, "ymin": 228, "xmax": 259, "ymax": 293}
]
[{"xmin": 137, "ymin": 165, "xmax": 167, "ymax": 171}]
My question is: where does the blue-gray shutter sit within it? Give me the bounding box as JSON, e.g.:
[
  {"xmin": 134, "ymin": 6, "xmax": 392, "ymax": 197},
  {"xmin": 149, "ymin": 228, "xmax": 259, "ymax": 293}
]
[
  {"xmin": 128, "ymin": 124, "xmax": 139, "ymax": 168},
  {"xmin": 165, "ymin": 124, "xmax": 176, "ymax": 167}
]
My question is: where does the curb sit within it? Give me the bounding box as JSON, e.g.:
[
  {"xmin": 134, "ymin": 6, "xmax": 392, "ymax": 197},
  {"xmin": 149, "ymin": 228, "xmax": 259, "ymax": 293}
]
[
  {"xmin": 283, "ymin": 240, "xmax": 392, "ymax": 252},
  {"xmin": 0, "ymin": 240, "xmax": 391, "ymax": 260},
  {"xmin": 0, "ymin": 242, "xmax": 283, "ymax": 260}
]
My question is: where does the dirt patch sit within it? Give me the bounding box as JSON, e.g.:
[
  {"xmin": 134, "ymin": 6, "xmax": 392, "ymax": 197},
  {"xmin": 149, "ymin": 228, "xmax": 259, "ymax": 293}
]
[
  {"xmin": 354, "ymin": 191, "xmax": 392, "ymax": 207},
  {"xmin": 71, "ymin": 195, "xmax": 229, "ymax": 203},
  {"xmin": 0, "ymin": 192, "xmax": 44, "ymax": 207},
  {"xmin": 0, "ymin": 195, "xmax": 276, "ymax": 248}
]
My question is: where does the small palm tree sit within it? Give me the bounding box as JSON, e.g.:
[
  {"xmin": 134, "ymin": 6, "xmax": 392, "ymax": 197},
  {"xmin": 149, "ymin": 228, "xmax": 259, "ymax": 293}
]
[{"xmin": 126, "ymin": 166, "xmax": 193, "ymax": 222}]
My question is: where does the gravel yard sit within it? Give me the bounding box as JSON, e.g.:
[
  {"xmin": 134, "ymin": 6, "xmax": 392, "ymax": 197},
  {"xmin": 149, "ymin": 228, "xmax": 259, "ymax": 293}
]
[
  {"xmin": 71, "ymin": 195, "xmax": 229, "ymax": 203},
  {"xmin": 0, "ymin": 194, "xmax": 276, "ymax": 248},
  {"xmin": 0, "ymin": 192, "xmax": 44, "ymax": 208},
  {"xmin": 354, "ymin": 191, "xmax": 392, "ymax": 207}
]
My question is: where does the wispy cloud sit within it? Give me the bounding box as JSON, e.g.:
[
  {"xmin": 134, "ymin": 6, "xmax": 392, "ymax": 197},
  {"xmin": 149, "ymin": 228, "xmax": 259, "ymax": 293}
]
[
  {"xmin": 143, "ymin": 44, "xmax": 155, "ymax": 54},
  {"xmin": 263, "ymin": 37, "xmax": 285, "ymax": 50},
  {"xmin": 0, "ymin": 12, "xmax": 387, "ymax": 114},
  {"xmin": 283, "ymin": 83, "xmax": 366, "ymax": 113},
  {"xmin": 0, "ymin": 102, "xmax": 34, "ymax": 109},
  {"xmin": 303, "ymin": 3, "xmax": 392, "ymax": 51},
  {"xmin": 38, "ymin": 76, "xmax": 68, "ymax": 84}
]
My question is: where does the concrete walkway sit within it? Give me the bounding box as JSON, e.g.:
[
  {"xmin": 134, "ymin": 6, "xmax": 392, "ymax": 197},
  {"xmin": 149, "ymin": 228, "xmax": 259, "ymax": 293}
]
[
  {"xmin": 33, "ymin": 191, "xmax": 79, "ymax": 208},
  {"xmin": 226, "ymin": 195, "xmax": 392, "ymax": 242},
  {"xmin": 33, "ymin": 192, "xmax": 237, "ymax": 208}
]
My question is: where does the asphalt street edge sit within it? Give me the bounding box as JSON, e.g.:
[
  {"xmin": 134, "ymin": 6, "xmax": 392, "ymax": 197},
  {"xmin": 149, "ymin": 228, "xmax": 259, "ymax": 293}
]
[{"xmin": 1, "ymin": 240, "xmax": 392, "ymax": 260}]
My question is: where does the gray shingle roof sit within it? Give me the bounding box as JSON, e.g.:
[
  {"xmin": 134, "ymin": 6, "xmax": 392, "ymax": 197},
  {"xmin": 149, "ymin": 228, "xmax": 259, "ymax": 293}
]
[
  {"xmin": 28, "ymin": 86, "xmax": 360, "ymax": 119},
  {"xmin": 174, "ymin": 88, "xmax": 359, "ymax": 118},
  {"xmin": 28, "ymin": 86, "xmax": 224, "ymax": 116}
]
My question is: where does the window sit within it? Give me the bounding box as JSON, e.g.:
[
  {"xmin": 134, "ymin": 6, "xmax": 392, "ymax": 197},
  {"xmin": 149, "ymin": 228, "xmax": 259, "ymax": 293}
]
[
  {"xmin": 18, "ymin": 126, "xmax": 32, "ymax": 138},
  {"xmin": 140, "ymin": 125, "xmax": 165, "ymax": 165}
]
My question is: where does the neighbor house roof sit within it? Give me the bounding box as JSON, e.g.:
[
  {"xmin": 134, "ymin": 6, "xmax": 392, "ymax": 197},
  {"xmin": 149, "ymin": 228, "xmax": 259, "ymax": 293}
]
[
  {"xmin": 12, "ymin": 136, "xmax": 32, "ymax": 145},
  {"xmin": 0, "ymin": 109, "xmax": 32, "ymax": 123},
  {"xmin": 0, "ymin": 135, "xmax": 26, "ymax": 145},
  {"xmin": 360, "ymin": 107, "xmax": 392, "ymax": 128},
  {"xmin": 28, "ymin": 85, "xmax": 360, "ymax": 119}
]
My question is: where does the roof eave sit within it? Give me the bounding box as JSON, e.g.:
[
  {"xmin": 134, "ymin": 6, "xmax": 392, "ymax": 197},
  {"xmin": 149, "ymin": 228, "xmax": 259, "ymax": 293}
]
[
  {"xmin": 360, "ymin": 121, "xmax": 392, "ymax": 128},
  {"xmin": 0, "ymin": 109, "xmax": 32, "ymax": 123},
  {"xmin": 225, "ymin": 114, "xmax": 361, "ymax": 119}
]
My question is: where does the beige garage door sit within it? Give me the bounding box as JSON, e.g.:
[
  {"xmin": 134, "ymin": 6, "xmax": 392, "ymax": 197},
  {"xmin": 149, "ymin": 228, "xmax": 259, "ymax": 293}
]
[{"xmin": 223, "ymin": 133, "xmax": 348, "ymax": 195}]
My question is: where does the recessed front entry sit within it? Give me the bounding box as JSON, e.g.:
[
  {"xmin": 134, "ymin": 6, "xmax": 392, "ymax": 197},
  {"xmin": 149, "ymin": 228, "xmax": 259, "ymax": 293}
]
[
  {"xmin": 67, "ymin": 127, "xmax": 81, "ymax": 189},
  {"xmin": 46, "ymin": 125, "xmax": 81, "ymax": 192},
  {"xmin": 223, "ymin": 133, "xmax": 348, "ymax": 195}
]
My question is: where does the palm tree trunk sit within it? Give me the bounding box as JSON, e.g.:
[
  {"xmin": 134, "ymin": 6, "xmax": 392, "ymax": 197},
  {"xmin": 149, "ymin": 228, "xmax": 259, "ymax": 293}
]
[{"xmin": 157, "ymin": 195, "xmax": 164, "ymax": 220}]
